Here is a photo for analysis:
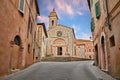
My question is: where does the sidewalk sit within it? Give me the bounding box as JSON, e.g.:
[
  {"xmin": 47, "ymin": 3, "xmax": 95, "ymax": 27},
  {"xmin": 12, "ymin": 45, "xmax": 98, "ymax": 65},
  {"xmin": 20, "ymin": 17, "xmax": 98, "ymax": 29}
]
[{"xmin": 89, "ymin": 62, "xmax": 116, "ymax": 80}]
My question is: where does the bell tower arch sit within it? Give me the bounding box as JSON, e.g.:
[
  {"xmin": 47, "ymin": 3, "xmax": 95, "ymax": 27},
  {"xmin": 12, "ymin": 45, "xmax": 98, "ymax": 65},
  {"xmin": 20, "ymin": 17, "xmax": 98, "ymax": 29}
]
[{"xmin": 49, "ymin": 9, "xmax": 58, "ymax": 29}]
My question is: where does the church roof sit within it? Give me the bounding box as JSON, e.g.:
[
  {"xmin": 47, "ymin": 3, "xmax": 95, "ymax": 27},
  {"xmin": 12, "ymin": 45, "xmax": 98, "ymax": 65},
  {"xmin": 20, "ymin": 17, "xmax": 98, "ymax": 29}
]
[{"xmin": 49, "ymin": 9, "xmax": 58, "ymax": 19}]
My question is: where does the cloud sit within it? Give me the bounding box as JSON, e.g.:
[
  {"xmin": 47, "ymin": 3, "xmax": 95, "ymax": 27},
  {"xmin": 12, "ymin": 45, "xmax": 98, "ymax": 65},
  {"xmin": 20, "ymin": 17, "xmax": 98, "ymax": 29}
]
[
  {"xmin": 37, "ymin": 16, "xmax": 49, "ymax": 29},
  {"xmin": 37, "ymin": 0, "xmax": 90, "ymax": 33},
  {"xmin": 72, "ymin": 25, "xmax": 80, "ymax": 34},
  {"xmin": 54, "ymin": 0, "xmax": 89, "ymax": 17},
  {"xmin": 76, "ymin": 32, "xmax": 91, "ymax": 40},
  {"xmin": 55, "ymin": 0, "xmax": 74, "ymax": 16},
  {"xmin": 46, "ymin": 0, "xmax": 54, "ymax": 12},
  {"xmin": 72, "ymin": 25, "xmax": 91, "ymax": 40},
  {"xmin": 72, "ymin": 0, "xmax": 81, "ymax": 6},
  {"xmin": 72, "ymin": 25, "xmax": 81, "ymax": 39},
  {"xmin": 39, "ymin": 0, "xmax": 88, "ymax": 19},
  {"xmin": 79, "ymin": 0, "xmax": 89, "ymax": 11},
  {"xmin": 76, "ymin": 11, "xmax": 83, "ymax": 16}
]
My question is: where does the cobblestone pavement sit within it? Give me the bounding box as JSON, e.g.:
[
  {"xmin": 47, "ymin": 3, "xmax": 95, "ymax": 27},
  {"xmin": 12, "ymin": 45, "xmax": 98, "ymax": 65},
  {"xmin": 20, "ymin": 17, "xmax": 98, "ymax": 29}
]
[{"xmin": 1, "ymin": 61, "xmax": 116, "ymax": 80}]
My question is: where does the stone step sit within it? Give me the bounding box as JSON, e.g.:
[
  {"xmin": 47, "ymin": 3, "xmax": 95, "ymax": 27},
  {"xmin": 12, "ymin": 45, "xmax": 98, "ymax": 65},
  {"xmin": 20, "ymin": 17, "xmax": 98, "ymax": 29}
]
[{"xmin": 41, "ymin": 57, "xmax": 91, "ymax": 62}]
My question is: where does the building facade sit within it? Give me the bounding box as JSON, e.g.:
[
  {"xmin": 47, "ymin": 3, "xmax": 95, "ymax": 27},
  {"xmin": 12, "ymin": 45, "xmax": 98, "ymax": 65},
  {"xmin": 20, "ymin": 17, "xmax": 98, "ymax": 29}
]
[
  {"xmin": 36, "ymin": 23, "xmax": 48, "ymax": 61},
  {"xmin": 75, "ymin": 39, "xmax": 94, "ymax": 59},
  {"xmin": 0, "ymin": 0, "xmax": 39, "ymax": 76},
  {"xmin": 88, "ymin": 0, "xmax": 120, "ymax": 79},
  {"xmin": 47, "ymin": 9, "xmax": 94, "ymax": 59},
  {"xmin": 47, "ymin": 9, "xmax": 75, "ymax": 57}
]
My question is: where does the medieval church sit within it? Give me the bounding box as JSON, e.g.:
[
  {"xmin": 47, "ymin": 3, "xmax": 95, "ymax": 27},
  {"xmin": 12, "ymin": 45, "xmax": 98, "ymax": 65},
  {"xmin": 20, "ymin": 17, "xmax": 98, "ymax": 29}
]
[
  {"xmin": 46, "ymin": 9, "xmax": 94, "ymax": 59},
  {"xmin": 47, "ymin": 9, "xmax": 75, "ymax": 57}
]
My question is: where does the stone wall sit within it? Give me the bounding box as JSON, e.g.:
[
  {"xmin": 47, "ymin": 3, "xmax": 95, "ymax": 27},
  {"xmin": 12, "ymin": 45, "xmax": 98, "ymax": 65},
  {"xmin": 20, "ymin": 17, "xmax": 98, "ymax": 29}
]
[{"xmin": 47, "ymin": 25, "xmax": 75, "ymax": 57}]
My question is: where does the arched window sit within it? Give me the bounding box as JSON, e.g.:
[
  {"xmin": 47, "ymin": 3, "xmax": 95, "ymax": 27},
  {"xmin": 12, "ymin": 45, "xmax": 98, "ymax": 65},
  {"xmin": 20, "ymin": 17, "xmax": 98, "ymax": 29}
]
[
  {"xmin": 14, "ymin": 35, "xmax": 21, "ymax": 46},
  {"xmin": 101, "ymin": 36, "xmax": 105, "ymax": 52},
  {"xmin": 101, "ymin": 36, "xmax": 104, "ymax": 44},
  {"xmin": 52, "ymin": 20, "xmax": 54, "ymax": 26},
  {"xmin": 28, "ymin": 44, "xmax": 30, "ymax": 53}
]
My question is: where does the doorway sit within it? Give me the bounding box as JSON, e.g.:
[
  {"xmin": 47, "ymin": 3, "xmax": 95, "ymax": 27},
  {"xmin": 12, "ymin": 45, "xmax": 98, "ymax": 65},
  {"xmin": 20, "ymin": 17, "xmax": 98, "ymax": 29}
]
[
  {"xmin": 57, "ymin": 47, "xmax": 62, "ymax": 55},
  {"xmin": 95, "ymin": 44, "xmax": 99, "ymax": 66},
  {"xmin": 10, "ymin": 35, "xmax": 22, "ymax": 71},
  {"xmin": 101, "ymin": 36, "xmax": 108, "ymax": 71}
]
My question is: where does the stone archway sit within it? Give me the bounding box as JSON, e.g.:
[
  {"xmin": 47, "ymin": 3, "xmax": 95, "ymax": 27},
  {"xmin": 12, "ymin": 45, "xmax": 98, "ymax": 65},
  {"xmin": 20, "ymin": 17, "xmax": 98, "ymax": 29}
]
[
  {"xmin": 100, "ymin": 32, "xmax": 108, "ymax": 71},
  {"xmin": 14, "ymin": 35, "xmax": 21, "ymax": 46},
  {"xmin": 10, "ymin": 35, "xmax": 23, "ymax": 72},
  {"xmin": 52, "ymin": 38, "xmax": 66, "ymax": 56}
]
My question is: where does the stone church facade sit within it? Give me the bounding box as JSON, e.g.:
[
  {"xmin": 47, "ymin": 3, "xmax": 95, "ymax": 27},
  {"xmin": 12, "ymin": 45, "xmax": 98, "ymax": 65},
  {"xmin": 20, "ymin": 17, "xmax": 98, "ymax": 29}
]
[{"xmin": 47, "ymin": 9, "xmax": 75, "ymax": 57}]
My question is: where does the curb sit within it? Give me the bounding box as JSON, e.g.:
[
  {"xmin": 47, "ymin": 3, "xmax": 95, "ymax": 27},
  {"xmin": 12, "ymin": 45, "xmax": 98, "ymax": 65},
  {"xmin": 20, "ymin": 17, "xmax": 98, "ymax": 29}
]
[{"xmin": 88, "ymin": 63, "xmax": 116, "ymax": 80}]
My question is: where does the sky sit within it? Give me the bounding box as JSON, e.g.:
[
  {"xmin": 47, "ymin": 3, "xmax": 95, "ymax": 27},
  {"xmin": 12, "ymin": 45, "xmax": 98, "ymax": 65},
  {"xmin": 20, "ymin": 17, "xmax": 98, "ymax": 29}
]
[{"xmin": 37, "ymin": 0, "xmax": 92, "ymax": 40}]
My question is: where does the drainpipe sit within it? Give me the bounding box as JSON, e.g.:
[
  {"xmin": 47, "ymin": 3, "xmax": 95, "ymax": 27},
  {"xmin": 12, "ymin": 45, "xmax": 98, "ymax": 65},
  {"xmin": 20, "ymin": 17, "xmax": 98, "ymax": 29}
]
[{"xmin": 105, "ymin": 0, "xmax": 112, "ymax": 30}]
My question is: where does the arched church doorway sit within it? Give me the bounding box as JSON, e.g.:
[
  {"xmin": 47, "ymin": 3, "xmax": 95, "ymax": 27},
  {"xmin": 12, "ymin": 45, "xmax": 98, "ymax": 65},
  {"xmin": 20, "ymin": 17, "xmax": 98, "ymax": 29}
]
[
  {"xmin": 52, "ymin": 38, "xmax": 66, "ymax": 56},
  {"xmin": 57, "ymin": 47, "xmax": 62, "ymax": 55}
]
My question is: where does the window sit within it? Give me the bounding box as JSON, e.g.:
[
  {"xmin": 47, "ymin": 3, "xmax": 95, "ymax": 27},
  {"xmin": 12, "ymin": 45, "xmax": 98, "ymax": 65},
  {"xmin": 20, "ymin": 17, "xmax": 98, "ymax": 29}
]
[
  {"xmin": 27, "ymin": 18, "xmax": 30, "ymax": 38},
  {"xmin": 27, "ymin": 17, "xmax": 33, "ymax": 35},
  {"xmin": 95, "ymin": 0, "xmax": 101, "ymax": 19},
  {"xmin": 89, "ymin": 55, "xmax": 92, "ymax": 59},
  {"xmin": 28, "ymin": 44, "xmax": 30, "ymax": 53},
  {"xmin": 18, "ymin": 0, "xmax": 26, "ymax": 14},
  {"xmin": 110, "ymin": 35, "xmax": 115, "ymax": 47},
  {"xmin": 30, "ymin": 22, "xmax": 33, "ymax": 34},
  {"xmin": 52, "ymin": 20, "xmax": 54, "ymax": 26},
  {"xmin": 57, "ymin": 31, "xmax": 62, "ymax": 37},
  {"xmin": 91, "ymin": 18, "xmax": 95, "ymax": 32},
  {"xmin": 14, "ymin": 35, "xmax": 21, "ymax": 46},
  {"xmin": 33, "ymin": 49, "xmax": 35, "ymax": 60},
  {"xmin": 89, "ymin": 49, "xmax": 91, "ymax": 52}
]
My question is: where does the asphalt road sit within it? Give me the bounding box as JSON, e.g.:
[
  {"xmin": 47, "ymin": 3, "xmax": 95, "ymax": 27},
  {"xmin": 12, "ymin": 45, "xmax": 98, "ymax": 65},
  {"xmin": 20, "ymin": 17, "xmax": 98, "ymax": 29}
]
[{"xmin": 2, "ymin": 61, "xmax": 98, "ymax": 80}]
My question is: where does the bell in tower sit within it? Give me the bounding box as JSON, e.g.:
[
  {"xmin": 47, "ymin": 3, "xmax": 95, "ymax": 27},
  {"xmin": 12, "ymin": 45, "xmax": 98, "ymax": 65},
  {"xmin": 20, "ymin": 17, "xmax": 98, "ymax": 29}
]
[{"xmin": 49, "ymin": 8, "xmax": 58, "ymax": 29}]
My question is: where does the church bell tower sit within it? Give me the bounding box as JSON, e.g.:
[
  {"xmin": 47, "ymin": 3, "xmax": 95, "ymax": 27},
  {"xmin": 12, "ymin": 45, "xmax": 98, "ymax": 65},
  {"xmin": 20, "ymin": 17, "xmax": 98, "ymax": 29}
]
[{"xmin": 49, "ymin": 9, "xmax": 58, "ymax": 29}]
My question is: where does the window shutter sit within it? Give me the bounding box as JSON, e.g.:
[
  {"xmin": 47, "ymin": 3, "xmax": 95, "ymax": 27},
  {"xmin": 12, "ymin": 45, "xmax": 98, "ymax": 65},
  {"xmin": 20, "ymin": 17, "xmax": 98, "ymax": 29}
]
[
  {"xmin": 95, "ymin": 1, "xmax": 101, "ymax": 19},
  {"xmin": 18, "ymin": 0, "xmax": 26, "ymax": 14},
  {"xmin": 91, "ymin": 18, "xmax": 95, "ymax": 32}
]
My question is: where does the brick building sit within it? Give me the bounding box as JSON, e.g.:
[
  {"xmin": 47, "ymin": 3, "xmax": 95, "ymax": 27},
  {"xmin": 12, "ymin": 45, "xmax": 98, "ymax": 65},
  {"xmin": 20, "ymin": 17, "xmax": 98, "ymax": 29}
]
[
  {"xmin": 75, "ymin": 39, "xmax": 94, "ymax": 59},
  {"xmin": 88, "ymin": 0, "xmax": 120, "ymax": 79},
  {"xmin": 0, "ymin": 0, "xmax": 39, "ymax": 76},
  {"xmin": 36, "ymin": 23, "xmax": 48, "ymax": 61}
]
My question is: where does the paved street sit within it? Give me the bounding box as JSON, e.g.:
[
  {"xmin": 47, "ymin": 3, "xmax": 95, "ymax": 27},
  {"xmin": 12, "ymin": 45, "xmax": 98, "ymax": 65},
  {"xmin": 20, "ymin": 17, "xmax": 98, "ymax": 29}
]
[{"xmin": 1, "ymin": 61, "xmax": 115, "ymax": 80}]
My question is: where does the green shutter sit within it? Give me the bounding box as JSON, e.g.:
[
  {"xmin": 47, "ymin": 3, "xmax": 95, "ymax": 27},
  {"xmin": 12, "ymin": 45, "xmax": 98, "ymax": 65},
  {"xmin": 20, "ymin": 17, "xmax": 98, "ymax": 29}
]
[
  {"xmin": 91, "ymin": 18, "xmax": 95, "ymax": 32},
  {"xmin": 95, "ymin": 1, "xmax": 101, "ymax": 19}
]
